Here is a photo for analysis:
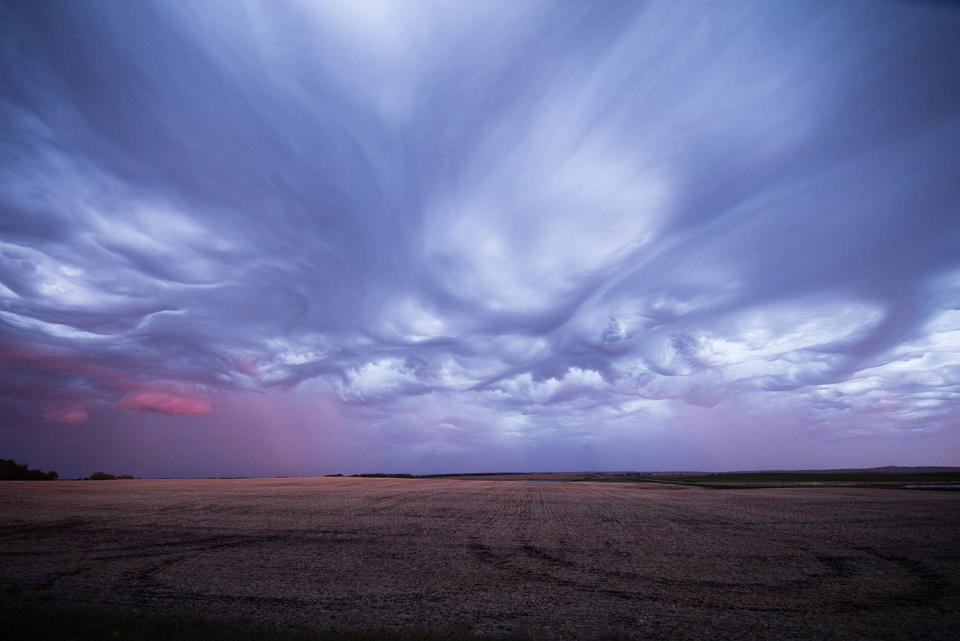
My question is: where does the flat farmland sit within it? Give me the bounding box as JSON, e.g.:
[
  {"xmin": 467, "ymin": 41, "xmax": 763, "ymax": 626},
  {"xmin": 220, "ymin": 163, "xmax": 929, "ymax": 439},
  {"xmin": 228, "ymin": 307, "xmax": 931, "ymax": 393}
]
[{"xmin": 1, "ymin": 478, "xmax": 958, "ymax": 640}]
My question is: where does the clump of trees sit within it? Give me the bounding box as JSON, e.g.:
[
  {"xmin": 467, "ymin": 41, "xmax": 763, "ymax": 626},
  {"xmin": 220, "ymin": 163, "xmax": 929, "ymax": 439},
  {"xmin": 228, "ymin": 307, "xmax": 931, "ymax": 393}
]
[
  {"xmin": 351, "ymin": 473, "xmax": 415, "ymax": 478},
  {"xmin": 0, "ymin": 458, "xmax": 58, "ymax": 481},
  {"xmin": 85, "ymin": 472, "xmax": 135, "ymax": 480}
]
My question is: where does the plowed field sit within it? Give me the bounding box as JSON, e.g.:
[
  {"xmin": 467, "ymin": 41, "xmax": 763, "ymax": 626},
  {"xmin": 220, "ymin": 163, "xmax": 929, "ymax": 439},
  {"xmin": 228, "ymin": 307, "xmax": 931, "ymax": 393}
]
[{"xmin": 1, "ymin": 478, "xmax": 958, "ymax": 640}]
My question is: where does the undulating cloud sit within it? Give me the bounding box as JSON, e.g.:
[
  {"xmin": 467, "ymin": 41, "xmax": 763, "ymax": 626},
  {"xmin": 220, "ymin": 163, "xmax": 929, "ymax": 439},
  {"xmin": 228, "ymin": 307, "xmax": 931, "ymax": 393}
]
[{"xmin": 1, "ymin": 1, "xmax": 958, "ymax": 476}]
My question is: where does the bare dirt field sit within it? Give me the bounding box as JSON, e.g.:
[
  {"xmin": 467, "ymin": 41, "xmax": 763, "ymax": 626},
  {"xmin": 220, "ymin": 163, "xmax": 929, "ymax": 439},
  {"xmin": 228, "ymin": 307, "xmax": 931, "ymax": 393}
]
[{"xmin": 1, "ymin": 478, "xmax": 958, "ymax": 640}]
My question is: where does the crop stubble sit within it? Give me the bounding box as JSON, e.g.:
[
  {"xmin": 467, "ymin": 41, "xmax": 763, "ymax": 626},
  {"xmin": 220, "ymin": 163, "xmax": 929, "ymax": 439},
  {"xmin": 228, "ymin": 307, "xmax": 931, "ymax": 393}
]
[{"xmin": 1, "ymin": 478, "xmax": 958, "ymax": 640}]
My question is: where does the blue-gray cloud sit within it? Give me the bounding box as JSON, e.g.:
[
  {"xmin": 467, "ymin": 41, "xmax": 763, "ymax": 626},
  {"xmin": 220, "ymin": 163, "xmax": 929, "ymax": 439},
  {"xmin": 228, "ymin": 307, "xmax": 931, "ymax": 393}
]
[{"xmin": 1, "ymin": 0, "xmax": 959, "ymax": 474}]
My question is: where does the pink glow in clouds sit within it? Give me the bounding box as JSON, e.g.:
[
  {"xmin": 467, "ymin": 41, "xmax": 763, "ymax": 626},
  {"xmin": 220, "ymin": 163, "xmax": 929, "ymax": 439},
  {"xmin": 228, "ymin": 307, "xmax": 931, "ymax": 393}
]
[
  {"xmin": 42, "ymin": 406, "xmax": 89, "ymax": 424},
  {"xmin": 117, "ymin": 392, "xmax": 211, "ymax": 416}
]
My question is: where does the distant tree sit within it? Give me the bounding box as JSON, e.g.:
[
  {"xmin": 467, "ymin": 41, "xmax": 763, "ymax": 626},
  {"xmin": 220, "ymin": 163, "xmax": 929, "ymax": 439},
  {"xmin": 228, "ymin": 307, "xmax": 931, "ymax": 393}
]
[
  {"xmin": 352, "ymin": 473, "xmax": 415, "ymax": 478},
  {"xmin": 118, "ymin": 474, "xmax": 134, "ymax": 479},
  {"xmin": 87, "ymin": 472, "xmax": 117, "ymax": 480},
  {"xmin": 0, "ymin": 458, "xmax": 58, "ymax": 481}
]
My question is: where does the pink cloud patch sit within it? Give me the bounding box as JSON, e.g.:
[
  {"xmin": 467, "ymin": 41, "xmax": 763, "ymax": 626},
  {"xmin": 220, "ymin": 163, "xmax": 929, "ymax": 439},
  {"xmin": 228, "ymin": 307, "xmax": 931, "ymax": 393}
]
[
  {"xmin": 43, "ymin": 406, "xmax": 89, "ymax": 424},
  {"xmin": 117, "ymin": 392, "xmax": 211, "ymax": 415}
]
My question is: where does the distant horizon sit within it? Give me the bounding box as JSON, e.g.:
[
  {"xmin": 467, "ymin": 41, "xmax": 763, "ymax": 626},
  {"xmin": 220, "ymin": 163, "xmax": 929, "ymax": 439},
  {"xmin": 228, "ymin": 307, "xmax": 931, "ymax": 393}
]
[
  {"xmin": 16, "ymin": 464, "xmax": 960, "ymax": 482},
  {"xmin": 2, "ymin": 2, "xmax": 959, "ymax": 477}
]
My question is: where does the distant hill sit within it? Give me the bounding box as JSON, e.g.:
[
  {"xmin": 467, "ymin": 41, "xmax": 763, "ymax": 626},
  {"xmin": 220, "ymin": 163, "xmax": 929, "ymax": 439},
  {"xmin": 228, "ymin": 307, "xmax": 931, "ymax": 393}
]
[
  {"xmin": 409, "ymin": 467, "xmax": 960, "ymax": 488},
  {"xmin": 722, "ymin": 466, "xmax": 960, "ymax": 475}
]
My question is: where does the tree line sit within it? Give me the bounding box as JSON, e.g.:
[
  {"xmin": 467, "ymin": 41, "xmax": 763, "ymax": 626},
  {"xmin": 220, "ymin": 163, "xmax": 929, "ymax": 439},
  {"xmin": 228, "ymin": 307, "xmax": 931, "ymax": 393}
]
[
  {"xmin": 1, "ymin": 458, "xmax": 135, "ymax": 480},
  {"xmin": 0, "ymin": 458, "xmax": 58, "ymax": 480}
]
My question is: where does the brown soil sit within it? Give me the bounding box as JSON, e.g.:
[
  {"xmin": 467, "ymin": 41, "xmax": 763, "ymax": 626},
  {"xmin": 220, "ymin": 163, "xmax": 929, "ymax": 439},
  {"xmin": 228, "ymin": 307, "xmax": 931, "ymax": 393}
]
[{"xmin": 1, "ymin": 478, "xmax": 958, "ymax": 640}]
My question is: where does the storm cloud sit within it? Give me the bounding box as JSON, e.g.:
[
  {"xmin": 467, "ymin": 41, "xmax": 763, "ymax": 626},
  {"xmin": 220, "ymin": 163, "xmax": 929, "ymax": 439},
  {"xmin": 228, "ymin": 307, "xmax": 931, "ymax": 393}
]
[{"xmin": 2, "ymin": 1, "xmax": 959, "ymax": 477}]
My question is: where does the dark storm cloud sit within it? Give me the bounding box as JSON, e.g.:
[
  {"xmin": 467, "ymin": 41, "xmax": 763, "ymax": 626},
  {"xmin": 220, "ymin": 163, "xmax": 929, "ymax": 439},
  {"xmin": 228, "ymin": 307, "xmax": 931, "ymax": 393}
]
[{"xmin": 1, "ymin": 1, "xmax": 959, "ymax": 473}]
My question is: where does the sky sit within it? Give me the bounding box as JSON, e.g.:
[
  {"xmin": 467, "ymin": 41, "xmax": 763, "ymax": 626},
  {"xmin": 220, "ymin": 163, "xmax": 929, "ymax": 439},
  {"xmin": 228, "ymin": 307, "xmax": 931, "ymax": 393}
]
[{"xmin": 2, "ymin": 1, "xmax": 960, "ymax": 478}]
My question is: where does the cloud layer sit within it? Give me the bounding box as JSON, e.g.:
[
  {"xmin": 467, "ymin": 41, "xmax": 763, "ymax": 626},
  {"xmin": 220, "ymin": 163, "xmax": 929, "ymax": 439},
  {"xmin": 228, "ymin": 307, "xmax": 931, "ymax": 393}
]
[{"xmin": 2, "ymin": 1, "xmax": 959, "ymax": 476}]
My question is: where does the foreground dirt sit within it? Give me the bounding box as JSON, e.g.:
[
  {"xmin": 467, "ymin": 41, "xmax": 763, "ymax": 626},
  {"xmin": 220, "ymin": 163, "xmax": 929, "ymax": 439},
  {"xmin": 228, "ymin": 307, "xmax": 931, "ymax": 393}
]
[{"xmin": 1, "ymin": 478, "xmax": 958, "ymax": 640}]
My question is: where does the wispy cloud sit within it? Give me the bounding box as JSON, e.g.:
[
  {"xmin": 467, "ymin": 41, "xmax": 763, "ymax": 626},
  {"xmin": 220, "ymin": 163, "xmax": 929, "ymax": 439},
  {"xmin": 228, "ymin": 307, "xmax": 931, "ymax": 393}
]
[{"xmin": 117, "ymin": 392, "xmax": 211, "ymax": 416}]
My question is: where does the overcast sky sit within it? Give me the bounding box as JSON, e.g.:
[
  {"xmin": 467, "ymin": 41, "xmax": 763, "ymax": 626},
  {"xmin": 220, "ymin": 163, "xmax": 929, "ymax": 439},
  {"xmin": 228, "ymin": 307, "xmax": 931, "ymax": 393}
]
[{"xmin": 2, "ymin": 1, "xmax": 959, "ymax": 478}]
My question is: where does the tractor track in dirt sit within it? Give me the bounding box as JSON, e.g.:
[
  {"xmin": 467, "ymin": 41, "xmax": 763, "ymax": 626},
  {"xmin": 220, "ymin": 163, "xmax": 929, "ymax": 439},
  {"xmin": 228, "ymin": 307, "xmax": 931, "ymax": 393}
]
[{"xmin": 1, "ymin": 477, "xmax": 958, "ymax": 640}]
